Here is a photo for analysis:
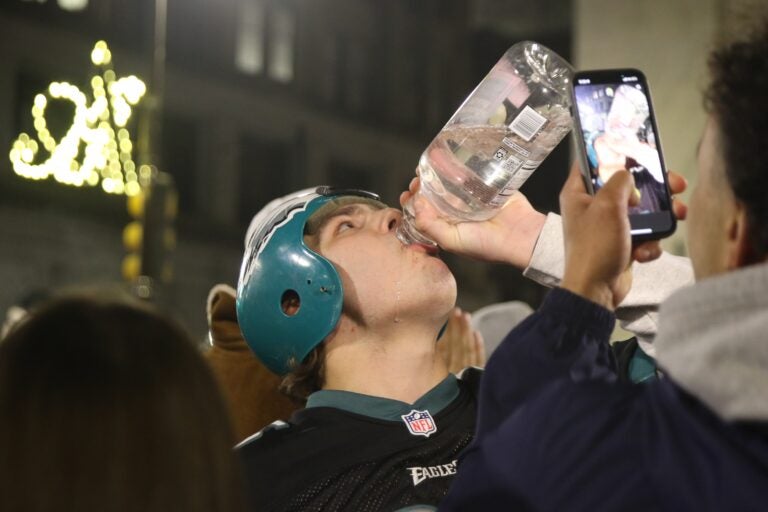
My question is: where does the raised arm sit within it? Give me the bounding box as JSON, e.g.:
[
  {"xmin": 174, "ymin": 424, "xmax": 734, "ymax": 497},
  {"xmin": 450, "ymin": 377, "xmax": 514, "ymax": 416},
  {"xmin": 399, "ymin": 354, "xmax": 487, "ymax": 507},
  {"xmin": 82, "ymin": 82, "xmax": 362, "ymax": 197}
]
[{"xmin": 401, "ymin": 165, "xmax": 692, "ymax": 348}]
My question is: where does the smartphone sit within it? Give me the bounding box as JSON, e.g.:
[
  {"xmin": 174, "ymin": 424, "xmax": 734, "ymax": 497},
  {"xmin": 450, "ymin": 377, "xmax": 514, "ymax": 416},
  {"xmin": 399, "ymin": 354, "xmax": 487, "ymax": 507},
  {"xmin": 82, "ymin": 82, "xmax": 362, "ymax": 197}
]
[{"xmin": 570, "ymin": 68, "xmax": 676, "ymax": 241}]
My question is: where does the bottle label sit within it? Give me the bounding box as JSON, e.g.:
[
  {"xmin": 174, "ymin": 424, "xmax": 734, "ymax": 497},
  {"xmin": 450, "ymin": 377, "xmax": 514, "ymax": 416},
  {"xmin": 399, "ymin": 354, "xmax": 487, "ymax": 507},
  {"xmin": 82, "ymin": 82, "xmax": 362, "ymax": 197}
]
[
  {"xmin": 489, "ymin": 159, "xmax": 543, "ymax": 207},
  {"xmin": 501, "ymin": 136, "xmax": 531, "ymax": 158},
  {"xmin": 509, "ymin": 105, "xmax": 547, "ymax": 142}
]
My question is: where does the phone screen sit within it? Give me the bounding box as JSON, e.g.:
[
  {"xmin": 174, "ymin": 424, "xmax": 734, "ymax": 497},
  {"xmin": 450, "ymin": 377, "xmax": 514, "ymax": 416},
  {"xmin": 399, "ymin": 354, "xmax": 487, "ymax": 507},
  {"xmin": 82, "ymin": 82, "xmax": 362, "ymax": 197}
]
[{"xmin": 572, "ymin": 69, "xmax": 675, "ymax": 240}]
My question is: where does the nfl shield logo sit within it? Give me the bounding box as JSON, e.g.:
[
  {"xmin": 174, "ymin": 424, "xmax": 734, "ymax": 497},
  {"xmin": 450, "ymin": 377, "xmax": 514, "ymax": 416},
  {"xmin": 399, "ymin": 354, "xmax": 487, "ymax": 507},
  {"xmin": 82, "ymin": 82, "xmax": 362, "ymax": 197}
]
[{"xmin": 401, "ymin": 409, "xmax": 437, "ymax": 438}]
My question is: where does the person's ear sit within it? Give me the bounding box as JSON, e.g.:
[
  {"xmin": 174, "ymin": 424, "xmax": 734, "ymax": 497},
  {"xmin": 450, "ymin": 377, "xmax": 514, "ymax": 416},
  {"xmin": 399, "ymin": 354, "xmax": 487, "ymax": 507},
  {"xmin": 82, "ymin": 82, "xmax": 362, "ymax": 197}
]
[{"xmin": 726, "ymin": 202, "xmax": 758, "ymax": 269}]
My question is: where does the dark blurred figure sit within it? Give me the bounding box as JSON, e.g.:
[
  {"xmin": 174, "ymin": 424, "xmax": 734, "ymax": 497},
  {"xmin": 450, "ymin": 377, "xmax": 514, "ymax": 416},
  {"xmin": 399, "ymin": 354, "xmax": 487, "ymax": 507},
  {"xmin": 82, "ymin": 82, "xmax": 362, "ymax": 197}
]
[
  {"xmin": 0, "ymin": 288, "xmax": 51, "ymax": 340},
  {"xmin": 0, "ymin": 294, "xmax": 246, "ymax": 512},
  {"xmin": 441, "ymin": 21, "xmax": 768, "ymax": 511},
  {"xmin": 205, "ymin": 284, "xmax": 298, "ymax": 441}
]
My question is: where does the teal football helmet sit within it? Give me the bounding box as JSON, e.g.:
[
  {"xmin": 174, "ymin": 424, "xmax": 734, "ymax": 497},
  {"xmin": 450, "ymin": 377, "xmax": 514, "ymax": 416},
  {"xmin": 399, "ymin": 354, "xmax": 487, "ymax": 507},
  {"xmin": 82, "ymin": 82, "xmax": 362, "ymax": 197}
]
[{"xmin": 236, "ymin": 187, "xmax": 384, "ymax": 375}]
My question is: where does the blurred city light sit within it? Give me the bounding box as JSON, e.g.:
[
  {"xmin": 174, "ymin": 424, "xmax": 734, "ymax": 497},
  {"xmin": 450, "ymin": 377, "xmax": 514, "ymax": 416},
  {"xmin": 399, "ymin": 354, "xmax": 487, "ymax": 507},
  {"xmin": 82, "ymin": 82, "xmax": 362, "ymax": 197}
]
[
  {"xmin": 57, "ymin": 0, "xmax": 88, "ymax": 12},
  {"xmin": 9, "ymin": 41, "xmax": 147, "ymax": 196},
  {"xmin": 20, "ymin": 0, "xmax": 88, "ymax": 12}
]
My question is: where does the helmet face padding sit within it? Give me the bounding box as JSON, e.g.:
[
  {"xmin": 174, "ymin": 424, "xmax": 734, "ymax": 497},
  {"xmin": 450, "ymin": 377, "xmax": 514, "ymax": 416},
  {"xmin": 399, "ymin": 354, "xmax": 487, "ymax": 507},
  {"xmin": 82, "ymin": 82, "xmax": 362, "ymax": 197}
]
[{"xmin": 236, "ymin": 188, "xmax": 384, "ymax": 375}]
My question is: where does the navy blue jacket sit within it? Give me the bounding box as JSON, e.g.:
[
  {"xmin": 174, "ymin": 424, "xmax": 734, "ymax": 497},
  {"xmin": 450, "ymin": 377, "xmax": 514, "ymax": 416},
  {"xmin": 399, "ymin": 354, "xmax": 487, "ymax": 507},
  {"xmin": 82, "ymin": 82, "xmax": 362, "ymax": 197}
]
[{"xmin": 440, "ymin": 288, "xmax": 768, "ymax": 511}]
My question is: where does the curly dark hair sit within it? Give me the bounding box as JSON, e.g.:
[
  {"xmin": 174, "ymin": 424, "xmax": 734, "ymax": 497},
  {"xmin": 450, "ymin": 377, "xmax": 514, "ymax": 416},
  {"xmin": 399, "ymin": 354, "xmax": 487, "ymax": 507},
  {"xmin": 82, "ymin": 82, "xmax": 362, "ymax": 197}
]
[
  {"xmin": 279, "ymin": 343, "xmax": 326, "ymax": 402},
  {"xmin": 705, "ymin": 21, "xmax": 768, "ymax": 257}
]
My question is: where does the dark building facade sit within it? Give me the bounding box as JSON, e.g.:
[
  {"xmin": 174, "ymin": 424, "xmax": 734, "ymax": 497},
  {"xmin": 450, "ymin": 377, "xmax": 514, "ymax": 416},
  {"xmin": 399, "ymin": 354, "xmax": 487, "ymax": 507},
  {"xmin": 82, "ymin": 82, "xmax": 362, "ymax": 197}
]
[{"xmin": 0, "ymin": 0, "xmax": 572, "ymax": 337}]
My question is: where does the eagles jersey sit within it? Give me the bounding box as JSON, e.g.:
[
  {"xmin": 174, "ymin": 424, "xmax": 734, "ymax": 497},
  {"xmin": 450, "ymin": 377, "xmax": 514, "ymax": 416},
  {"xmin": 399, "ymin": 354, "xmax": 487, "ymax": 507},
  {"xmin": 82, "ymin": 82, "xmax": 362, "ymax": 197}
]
[{"xmin": 237, "ymin": 369, "xmax": 481, "ymax": 511}]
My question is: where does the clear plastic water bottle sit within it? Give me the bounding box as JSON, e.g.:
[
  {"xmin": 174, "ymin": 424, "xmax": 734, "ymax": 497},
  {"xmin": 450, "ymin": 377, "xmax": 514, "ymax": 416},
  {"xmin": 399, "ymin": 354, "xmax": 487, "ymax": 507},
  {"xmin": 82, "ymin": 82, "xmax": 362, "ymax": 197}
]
[{"xmin": 397, "ymin": 41, "xmax": 575, "ymax": 246}]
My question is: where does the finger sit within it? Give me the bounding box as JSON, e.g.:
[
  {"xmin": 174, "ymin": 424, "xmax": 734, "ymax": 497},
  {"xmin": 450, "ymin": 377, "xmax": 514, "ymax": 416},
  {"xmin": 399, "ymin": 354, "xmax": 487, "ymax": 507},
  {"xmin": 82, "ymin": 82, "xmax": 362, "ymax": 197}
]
[
  {"xmin": 446, "ymin": 307, "xmax": 461, "ymax": 337},
  {"xmin": 450, "ymin": 307, "xmax": 464, "ymax": 347},
  {"xmin": 460, "ymin": 312, "xmax": 472, "ymax": 337},
  {"xmin": 474, "ymin": 331, "xmax": 486, "ymax": 367},
  {"xmin": 454, "ymin": 311, "xmax": 474, "ymax": 368},
  {"xmin": 632, "ymin": 241, "xmax": 663, "ymax": 262},
  {"xmin": 667, "ymin": 170, "xmax": 687, "ymax": 195},
  {"xmin": 411, "ymin": 195, "xmax": 462, "ymax": 249},
  {"xmin": 400, "ymin": 178, "xmax": 421, "ymax": 208},
  {"xmin": 600, "ymin": 170, "xmax": 635, "ymax": 208},
  {"xmin": 559, "ymin": 161, "xmax": 591, "ymax": 214},
  {"xmin": 399, "ymin": 190, "xmax": 411, "ymax": 208},
  {"xmin": 562, "ymin": 161, "xmax": 589, "ymax": 195},
  {"xmin": 465, "ymin": 330, "xmax": 478, "ymax": 368},
  {"xmin": 672, "ymin": 198, "xmax": 688, "ymax": 221}
]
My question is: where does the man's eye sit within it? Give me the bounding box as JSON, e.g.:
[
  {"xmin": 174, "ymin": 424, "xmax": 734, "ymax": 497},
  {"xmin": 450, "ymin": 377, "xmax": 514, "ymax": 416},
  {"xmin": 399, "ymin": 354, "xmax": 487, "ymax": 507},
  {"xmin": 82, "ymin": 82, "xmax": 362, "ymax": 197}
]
[{"xmin": 337, "ymin": 221, "xmax": 355, "ymax": 233}]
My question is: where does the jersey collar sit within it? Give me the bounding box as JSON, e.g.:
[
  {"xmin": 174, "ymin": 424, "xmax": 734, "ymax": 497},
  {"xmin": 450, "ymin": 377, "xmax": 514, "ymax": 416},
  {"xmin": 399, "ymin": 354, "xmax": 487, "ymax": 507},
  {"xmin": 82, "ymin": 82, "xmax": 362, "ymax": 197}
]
[{"xmin": 305, "ymin": 374, "xmax": 460, "ymax": 422}]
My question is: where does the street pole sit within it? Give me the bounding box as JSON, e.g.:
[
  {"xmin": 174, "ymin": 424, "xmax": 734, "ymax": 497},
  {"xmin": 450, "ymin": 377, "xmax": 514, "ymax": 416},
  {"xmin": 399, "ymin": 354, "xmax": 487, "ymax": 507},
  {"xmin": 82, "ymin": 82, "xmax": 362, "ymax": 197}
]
[
  {"xmin": 138, "ymin": 0, "xmax": 167, "ymax": 169},
  {"xmin": 132, "ymin": 0, "xmax": 175, "ymax": 301}
]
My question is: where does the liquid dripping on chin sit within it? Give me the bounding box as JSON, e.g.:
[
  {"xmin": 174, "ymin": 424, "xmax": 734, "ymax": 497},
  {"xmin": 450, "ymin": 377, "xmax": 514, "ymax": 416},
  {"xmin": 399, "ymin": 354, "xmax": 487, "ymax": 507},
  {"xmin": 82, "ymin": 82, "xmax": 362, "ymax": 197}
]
[{"xmin": 394, "ymin": 286, "xmax": 401, "ymax": 323}]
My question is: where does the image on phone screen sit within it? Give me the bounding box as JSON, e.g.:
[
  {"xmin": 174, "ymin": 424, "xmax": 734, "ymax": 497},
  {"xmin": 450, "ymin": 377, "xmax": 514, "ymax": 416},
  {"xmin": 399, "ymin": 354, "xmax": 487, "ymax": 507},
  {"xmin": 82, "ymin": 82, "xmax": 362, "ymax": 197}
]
[{"xmin": 573, "ymin": 69, "xmax": 674, "ymax": 239}]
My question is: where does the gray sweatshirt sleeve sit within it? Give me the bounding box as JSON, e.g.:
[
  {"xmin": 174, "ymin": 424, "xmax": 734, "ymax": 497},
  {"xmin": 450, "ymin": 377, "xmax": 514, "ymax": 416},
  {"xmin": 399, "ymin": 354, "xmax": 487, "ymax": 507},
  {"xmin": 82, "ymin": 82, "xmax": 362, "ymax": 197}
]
[{"xmin": 523, "ymin": 213, "xmax": 694, "ymax": 352}]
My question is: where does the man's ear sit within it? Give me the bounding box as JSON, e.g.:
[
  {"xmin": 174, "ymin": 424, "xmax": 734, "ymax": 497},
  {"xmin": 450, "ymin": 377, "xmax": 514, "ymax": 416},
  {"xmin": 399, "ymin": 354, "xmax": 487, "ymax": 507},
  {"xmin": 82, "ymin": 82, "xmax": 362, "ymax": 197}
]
[{"xmin": 727, "ymin": 202, "xmax": 758, "ymax": 269}]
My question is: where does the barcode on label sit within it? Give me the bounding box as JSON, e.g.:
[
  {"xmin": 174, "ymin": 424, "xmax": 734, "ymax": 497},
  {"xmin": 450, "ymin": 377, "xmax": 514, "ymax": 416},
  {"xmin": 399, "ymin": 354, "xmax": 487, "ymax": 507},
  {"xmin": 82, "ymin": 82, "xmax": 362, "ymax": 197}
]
[
  {"xmin": 509, "ymin": 105, "xmax": 547, "ymax": 142},
  {"xmin": 501, "ymin": 154, "xmax": 523, "ymax": 172}
]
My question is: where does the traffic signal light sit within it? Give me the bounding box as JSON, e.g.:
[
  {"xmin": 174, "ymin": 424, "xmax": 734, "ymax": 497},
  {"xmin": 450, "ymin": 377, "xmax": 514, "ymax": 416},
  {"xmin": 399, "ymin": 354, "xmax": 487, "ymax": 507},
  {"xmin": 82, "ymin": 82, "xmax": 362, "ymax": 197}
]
[{"xmin": 122, "ymin": 169, "xmax": 177, "ymax": 295}]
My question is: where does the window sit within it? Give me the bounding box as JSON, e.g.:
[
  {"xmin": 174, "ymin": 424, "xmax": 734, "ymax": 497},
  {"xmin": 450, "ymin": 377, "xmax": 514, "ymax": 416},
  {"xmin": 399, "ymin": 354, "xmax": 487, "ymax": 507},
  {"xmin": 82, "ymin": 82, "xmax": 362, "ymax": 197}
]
[
  {"xmin": 235, "ymin": 0, "xmax": 265, "ymax": 75},
  {"xmin": 19, "ymin": 0, "xmax": 88, "ymax": 11},
  {"xmin": 56, "ymin": 0, "xmax": 88, "ymax": 10},
  {"xmin": 267, "ymin": 4, "xmax": 295, "ymax": 82},
  {"xmin": 235, "ymin": 0, "xmax": 295, "ymax": 83}
]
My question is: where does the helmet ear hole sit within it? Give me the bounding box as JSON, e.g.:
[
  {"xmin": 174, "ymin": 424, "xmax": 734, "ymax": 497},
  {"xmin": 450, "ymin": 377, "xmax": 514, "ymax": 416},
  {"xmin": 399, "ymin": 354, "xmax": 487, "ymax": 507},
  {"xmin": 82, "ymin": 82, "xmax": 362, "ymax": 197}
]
[{"xmin": 281, "ymin": 289, "xmax": 301, "ymax": 316}]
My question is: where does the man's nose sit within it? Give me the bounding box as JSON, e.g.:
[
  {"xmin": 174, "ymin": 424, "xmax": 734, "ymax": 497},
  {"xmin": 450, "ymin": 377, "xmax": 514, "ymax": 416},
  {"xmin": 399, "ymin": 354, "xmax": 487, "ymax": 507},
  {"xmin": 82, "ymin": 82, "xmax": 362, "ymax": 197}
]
[{"xmin": 376, "ymin": 207, "xmax": 402, "ymax": 233}]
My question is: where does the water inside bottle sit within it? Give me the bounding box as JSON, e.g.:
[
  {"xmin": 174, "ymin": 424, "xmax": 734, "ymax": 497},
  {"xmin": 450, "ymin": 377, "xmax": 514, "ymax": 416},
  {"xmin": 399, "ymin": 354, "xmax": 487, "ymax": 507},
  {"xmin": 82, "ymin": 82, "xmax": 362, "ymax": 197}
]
[
  {"xmin": 417, "ymin": 108, "xmax": 570, "ymax": 223},
  {"xmin": 395, "ymin": 41, "xmax": 574, "ymax": 247}
]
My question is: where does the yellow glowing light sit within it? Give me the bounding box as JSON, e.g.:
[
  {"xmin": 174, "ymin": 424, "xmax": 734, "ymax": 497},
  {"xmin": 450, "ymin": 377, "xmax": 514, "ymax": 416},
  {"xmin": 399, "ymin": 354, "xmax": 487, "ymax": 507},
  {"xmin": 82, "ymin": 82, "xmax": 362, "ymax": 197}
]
[
  {"xmin": 123, "ymin": 221, "xmax": 143, "ymax": 250},
  {"xmin": 125, "ymin": 181, "xmax": 141, "ymax": 197},
  {"xmin": 10, "ymin": 40, "xmax": 147, "ymax": 196},
  {"xmin": 122, "ymin": 253, "xmax": 141, "ymax": 281},
  {"xmin": 127, "ymin": 192, "xmax": 144, "ymax": 218},
  {"xmin": 90, "ymin": 40, "xmax": 112, "ymax": 66}
]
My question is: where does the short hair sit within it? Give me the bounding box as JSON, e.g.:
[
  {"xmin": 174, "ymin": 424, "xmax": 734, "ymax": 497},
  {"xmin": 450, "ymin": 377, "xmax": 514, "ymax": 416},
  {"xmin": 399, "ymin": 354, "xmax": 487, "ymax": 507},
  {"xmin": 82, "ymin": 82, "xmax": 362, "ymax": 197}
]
[
  {"xmin": 705, "ymin": 21, "xmax": 768, "ymax": 256},
  {"xmin": 0, "ymin": 295, "xmax": 246, "ymax": 512},
  {"xmin": 279, "ymin": 343, "xmax": 326, "ymax": 402}
]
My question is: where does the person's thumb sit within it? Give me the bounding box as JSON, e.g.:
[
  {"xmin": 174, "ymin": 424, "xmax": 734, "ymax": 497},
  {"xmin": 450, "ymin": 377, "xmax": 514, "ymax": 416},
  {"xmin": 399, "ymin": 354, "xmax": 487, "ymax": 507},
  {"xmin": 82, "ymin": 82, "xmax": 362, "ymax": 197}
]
[
  {"xmin": 559, "ymin": 162, "xmax": 590, "ymax": 216},
  {"xmin": 599, "ymin": 170, "xmax": 636, "ymax": 210}
]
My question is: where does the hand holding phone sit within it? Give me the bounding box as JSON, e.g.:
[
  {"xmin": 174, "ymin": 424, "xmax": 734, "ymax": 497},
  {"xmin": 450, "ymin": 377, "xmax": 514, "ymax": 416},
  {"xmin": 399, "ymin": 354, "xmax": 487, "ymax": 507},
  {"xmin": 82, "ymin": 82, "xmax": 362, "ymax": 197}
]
[
  {"xmin": 559, "ymin": 163, "xmax": 643, "ymax": 310},
  {"xmin": 570, "ymin": 69, "xmax": 676, "ymax": 241}
]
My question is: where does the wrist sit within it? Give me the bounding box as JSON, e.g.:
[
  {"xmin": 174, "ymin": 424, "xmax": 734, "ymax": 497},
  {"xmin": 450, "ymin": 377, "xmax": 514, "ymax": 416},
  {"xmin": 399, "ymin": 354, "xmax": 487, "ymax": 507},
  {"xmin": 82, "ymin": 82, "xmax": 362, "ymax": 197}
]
[
  {"xmin": 560, "ymin": 274, "xmax": 615, "ymax": 311},
  {"xmin": 505, "ymin": 211, "xmax": 547, "ymax": 269}
]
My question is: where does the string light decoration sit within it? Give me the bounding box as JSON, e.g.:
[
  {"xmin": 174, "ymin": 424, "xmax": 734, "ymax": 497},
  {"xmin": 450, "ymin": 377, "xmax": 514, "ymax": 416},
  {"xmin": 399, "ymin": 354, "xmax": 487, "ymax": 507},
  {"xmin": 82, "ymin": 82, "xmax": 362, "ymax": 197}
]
[{"xmin": 9, "ymin": 41, "xmax": 148, "ymax": 196}]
